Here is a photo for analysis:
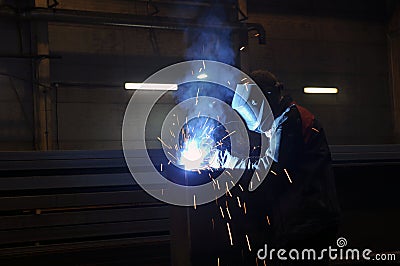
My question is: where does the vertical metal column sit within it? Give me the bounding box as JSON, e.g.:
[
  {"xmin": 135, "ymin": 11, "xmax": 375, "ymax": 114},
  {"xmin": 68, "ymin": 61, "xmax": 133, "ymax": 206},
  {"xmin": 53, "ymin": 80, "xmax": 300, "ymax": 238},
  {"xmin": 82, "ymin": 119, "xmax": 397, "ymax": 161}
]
[
  {"xmin": 31, "ymin": 0, "xmax": 57, "ymax": 150},
  {"xmin": 170, "ymin": 170, "xmax": 192, "ymax": 266}
]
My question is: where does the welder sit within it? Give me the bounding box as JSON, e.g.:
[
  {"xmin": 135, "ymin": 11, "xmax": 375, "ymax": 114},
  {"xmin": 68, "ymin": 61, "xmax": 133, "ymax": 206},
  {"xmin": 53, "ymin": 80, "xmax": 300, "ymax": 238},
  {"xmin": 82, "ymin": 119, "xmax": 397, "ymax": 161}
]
[{"xmin": 211, "ymin": 70, "xmax": 341, "ymax": 265}]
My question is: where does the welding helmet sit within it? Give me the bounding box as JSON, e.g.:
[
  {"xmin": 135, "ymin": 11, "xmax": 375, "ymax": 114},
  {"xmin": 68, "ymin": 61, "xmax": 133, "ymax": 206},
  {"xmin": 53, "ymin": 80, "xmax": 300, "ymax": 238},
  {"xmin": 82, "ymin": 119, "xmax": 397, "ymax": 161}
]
[
  {"xmin": 250, "ymin": 70, "xmax": 283, "ymax": 117},
  {"xmin": 232, "ymin": 83, "xmax": 274, "ymax": 134},
  {"xmin": 232, "ymin": 70, "xmax": 282, "ymax": 133}
]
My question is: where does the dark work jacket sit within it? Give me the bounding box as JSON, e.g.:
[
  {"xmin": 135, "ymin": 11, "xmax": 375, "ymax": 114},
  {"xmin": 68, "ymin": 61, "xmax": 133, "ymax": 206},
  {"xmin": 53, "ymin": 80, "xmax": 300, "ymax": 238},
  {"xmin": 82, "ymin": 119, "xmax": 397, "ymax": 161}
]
[{"xmin": 263, "ymin": 95, "xmax": 341, "ymax": 246}]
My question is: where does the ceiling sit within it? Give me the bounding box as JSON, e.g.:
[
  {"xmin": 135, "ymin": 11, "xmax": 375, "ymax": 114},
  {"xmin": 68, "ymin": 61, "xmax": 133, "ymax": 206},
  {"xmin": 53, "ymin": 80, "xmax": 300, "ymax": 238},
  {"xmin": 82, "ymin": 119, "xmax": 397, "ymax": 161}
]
[{"xmin": 247, "ymin": 0, "xmax": 399, "ymax": 22}]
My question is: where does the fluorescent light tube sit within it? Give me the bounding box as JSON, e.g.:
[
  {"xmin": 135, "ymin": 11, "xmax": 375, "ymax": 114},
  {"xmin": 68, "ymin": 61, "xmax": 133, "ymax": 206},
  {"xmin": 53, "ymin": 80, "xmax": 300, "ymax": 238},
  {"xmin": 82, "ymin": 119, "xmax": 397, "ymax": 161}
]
[
  {"xmin": 304, "ymin": 87, "xmax": 338, "ymax": 94},
  {"xmin": 124, "ymin": 83, "xmax": 178, "ymax": 90}
]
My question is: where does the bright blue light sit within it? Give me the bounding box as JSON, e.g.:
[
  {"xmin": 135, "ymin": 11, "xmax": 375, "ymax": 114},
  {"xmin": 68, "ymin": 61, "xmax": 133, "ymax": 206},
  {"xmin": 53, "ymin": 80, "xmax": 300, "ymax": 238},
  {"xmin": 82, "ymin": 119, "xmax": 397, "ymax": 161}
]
[{"xmin": 177, "ymin": 118, "xmax": 220, "ymax": 171}]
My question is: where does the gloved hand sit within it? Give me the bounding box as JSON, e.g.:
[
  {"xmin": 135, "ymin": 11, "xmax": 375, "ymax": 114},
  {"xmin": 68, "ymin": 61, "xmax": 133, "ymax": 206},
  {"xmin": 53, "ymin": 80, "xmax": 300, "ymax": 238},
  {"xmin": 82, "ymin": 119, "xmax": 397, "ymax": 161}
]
[
  {"xmin": 207, "ymin": 149, "xmax": 223, "ymax": 169},
  {"xmin": 221, "ymin": 150, "xmax": 254, "ymax": 170},
  {"xmin": 206, "ymin": 149, "xmax": 256, "ymax": 170},
  {"xmin": 205, "ymin": 149, "xmax": 235, "ymax": 169}
]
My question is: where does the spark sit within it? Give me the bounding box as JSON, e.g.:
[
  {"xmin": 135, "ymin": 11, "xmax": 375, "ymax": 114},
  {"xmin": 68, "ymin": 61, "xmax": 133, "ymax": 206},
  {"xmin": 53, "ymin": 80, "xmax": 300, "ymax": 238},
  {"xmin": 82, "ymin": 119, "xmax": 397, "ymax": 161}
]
[
  {"xmin": 238, "ymin": 184, "xmax": 244, "ymax": 192},
  {"xmin": 181, "ymin": 129, "xmax": 185, "ymax": 140},
  {"xmin": 168, "ymin": 160, "xmax": 171, "ymax": 165},
  {"xmin": 199, "ymin": 67, "xmax": 203, "ymax": 73},
  {"xmin": 240, "ymin": 46, "xmax": 245, "ymax": 51},
  {"xmin": 157, "ymin": 137, "xmax": 172, "ymax": 149},
  {"xmin": 246, "ymin": 234, "xmax": 252, "ymax": 251},
  {"xmin": 169, "ymin": 129, "xmax": 175, "ymax": 138},
  {"xmin": 217, "ymin": 257, "xmax": 220, "ymax": 266},
  {"xmin": 227, "ymin": 80, "xmax": 231, "ymax": 85},
  {"xmin": 255, "ymin": 171, "xmax": 261, "ymax": 182},
  {"xmin": 160, "ymin": 163, "xmax": 163, "ymax": 172},
  {"xmin": 216, "ymin": 180, "xmax": 220, "ymax": 190},
  {"xmin": 227, "ymin": 223, "xmax": 233, "ymax": 245},
  {"xmin": 191, "ymin": 70, "xmax": 194, "ymax": 76},
  {"xmin": 230, "ymin": 181, "xmax": 235, "ymax": 187},
  {"xmin": 197, "ymin": 111, "xmax": 201, "ymax": 118},
  {"xmin": 312, "ymin": 127, "xmax": 320, "ymax": 133},
  {"xmin": 226, "ymin": 206, "xmax": 232, "ymax": 220},
  {"xmin": 263, "ymin": 260, "xmax": 267, "ymax": 266},
  {"xmin": 220, "ymin": 206, "xmax": 225, "ymax": 218},
  {"xmin": 225, "ymin": 171, "xmax": 234, "ymax": 179},
  {"xmin": 196, "ymin": 88, "xmax": 200, "ymax": 105},
  {"xmin": 250, "ymin": 181, "xmax": 253, "ymax": 190},
  {"xmin": 241, "ymin": 77, "xmax": 248, "ymax": 82},
  {"xmin": 271, "ymin": 170, "xmax": 277, "ymax": 176},
  {"xmin": 197, "ymin": 73, "xmax": 208, "ymax": 79},
  {"xmin": 202, "ymin": 60, "xmax": 206, "ymax": 70},
  {"xmin": 284, "ymin": 168, "xmax": 293, "ymax": 183},
  {"xmin": 167, "ymin": 152, "xmax": 178, "ymax": 161},
  {"xmin": 194, "ymin": 194, "xmax": 197, "ymax": 209},
  {"xmin": 237, "ymin": 196, "xmax": 241, "ymax": 208},
  {"xmin": 225, "ymin": 182, "xmax": 232, "ymax": 197},
  {"xmin": 209, "ymin": 173, "xmax": 216, "ymax": 183},
  {"xmin": 214, "ymin": 141, "xmax": 223, "ymax": 148},
  {"xmin": 220, "ymin": 130, "xmax": 236, "ymax": 141},
  {"xmin": 243, "ymin": 202, "xmax": 247, "ymax": 214},
  {"xmin": 266, "ymin": 215, "xmax": 271, "ymax": 226},
  {"xmin": 202, "ymin": 117, "xmax": 209, "ymax": 129},
  {"xmin": 254, "ymin": 33, "xmax": 260, "ymax": 37},
  {"xmin": 161, "ymin": 189, "xmax": 164, "ymax": 195}
]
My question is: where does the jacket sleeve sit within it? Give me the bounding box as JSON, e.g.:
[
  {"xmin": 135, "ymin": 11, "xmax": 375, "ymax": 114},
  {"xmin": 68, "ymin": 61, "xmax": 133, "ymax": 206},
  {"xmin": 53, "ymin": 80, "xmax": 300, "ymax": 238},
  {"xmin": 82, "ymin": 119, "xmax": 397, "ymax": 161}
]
[
  {"xmin": 221, "ymin": 106, "xmax": 302, "ymax": 171},
  {"xmin": 273, "ymin": 106, "xmax": 303, "ymax": 170}
]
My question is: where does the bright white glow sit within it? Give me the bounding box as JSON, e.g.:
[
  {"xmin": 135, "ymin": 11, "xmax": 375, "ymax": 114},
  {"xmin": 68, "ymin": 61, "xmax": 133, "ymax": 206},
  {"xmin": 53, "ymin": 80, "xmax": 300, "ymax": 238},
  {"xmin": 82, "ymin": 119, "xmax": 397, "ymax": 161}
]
[
  {"xmin": 179, "ymin": 137, "xmax": 215, "ymax": 170},
  {"xmin": 240, "ymin": 46, "xmax": 245, "ymax": 51},
  {"xmin": 304, "ymin": 87, "xmax": 338, "ymax": 94},
  {"xmin": 124, "ymin": 83, "xmax": 178, "ymax": 90},
  {"xmin": 197, "ymin": 73, "xmax": 208, "ymax": 79},
  {"xmin": 182, "ymin": 141, "xmax": 203, "ymax": 161}
]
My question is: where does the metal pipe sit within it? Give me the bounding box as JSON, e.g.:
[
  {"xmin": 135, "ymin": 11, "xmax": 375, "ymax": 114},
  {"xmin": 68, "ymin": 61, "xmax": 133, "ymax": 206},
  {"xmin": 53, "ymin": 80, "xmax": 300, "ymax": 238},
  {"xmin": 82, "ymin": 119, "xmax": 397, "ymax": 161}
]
[
  {"xmin": 246, "ymin": 22, "xmax": 266, "ymax": 44},
  {"xmin": 0, "ymin": 8, "xmax": 266, "ymax": 43},
  {"xmin": 0, "ymin": 54, "xmax": 61, "ymax": 59}
]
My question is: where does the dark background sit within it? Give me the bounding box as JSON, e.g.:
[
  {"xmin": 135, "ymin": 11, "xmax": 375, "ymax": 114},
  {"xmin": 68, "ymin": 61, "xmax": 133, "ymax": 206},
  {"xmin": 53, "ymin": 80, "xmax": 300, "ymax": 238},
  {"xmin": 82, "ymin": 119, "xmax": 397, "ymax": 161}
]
[{"xmin": 0, "ymin": 1, "xmax": 399, "ymax": 265}]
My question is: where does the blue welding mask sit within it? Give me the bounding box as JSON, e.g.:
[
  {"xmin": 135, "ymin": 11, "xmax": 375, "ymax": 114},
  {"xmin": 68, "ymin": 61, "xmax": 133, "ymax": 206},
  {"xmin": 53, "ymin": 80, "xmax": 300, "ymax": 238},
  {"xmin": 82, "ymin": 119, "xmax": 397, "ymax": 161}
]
[{"xmin": 232, "ymin": 84, "xmax": 274, "ymax": 134}]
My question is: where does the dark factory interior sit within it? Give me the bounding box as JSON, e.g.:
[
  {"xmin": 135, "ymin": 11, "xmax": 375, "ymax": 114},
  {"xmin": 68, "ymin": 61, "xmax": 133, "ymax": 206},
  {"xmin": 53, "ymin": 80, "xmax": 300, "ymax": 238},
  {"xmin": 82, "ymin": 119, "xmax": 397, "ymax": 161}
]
[{"xmin": 0, "ymin": 0, "xmax": 400, "ymax": 265}]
